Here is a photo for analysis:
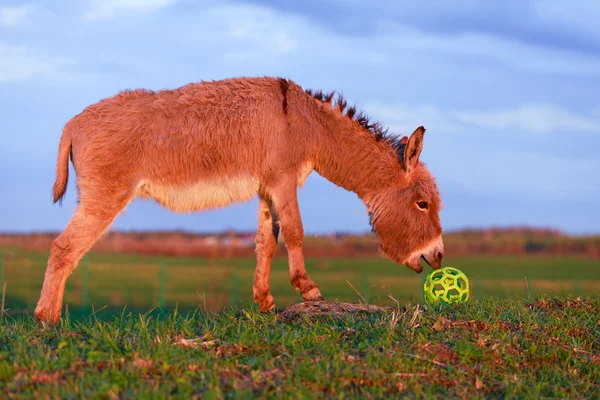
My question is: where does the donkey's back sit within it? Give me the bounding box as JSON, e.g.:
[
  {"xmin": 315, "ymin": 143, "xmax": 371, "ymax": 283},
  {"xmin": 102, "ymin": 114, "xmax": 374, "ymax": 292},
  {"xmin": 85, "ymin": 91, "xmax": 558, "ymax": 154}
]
[{"xmin": 59, "ymin": 77, "xmax": 296, "ymax": 212}]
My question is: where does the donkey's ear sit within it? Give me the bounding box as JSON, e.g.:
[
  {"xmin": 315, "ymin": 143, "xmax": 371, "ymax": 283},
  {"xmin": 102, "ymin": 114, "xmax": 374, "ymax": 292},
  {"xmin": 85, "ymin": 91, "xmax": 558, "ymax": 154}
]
[{"xmin": 403, "ymin": 126, "xmax": 425, "ymax": 173}]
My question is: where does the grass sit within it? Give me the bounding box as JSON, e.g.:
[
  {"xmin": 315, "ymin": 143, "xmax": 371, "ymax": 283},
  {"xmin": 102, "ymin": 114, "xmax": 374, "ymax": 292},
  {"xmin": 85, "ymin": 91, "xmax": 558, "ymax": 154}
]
[
  {"xmin": 1, "ymin": 248, "xmax": 598, "ymax": 397},
  {"xmin": 0, "ymin": 295, "xmax": 598, "ymax": 398}
]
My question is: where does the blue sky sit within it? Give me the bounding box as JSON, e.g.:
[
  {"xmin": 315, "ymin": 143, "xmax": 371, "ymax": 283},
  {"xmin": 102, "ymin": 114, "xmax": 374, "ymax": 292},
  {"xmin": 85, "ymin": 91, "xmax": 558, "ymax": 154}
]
[{"xmin": 1, "ymin": 0, "xmax": 599, "ymax": 235}]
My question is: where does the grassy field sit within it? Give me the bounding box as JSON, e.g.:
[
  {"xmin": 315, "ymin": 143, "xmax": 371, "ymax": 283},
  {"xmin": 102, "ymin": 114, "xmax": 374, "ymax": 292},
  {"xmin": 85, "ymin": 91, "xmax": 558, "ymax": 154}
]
[
  {"xmin": 1, "ymin": 248, "xmax": 599, "ymax": 397},
  {"xmin": 1, "ymin": 246, "xmax": 599, "ymax": 318},
  {"xmin": 0, "ymin": 296, "xmax": 598, "ymax": 398}
]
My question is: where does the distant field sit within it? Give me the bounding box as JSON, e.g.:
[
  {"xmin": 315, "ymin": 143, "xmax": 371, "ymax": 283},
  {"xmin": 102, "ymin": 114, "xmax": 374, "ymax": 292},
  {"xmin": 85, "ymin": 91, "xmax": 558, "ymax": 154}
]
[{"xmin": 1, "ymin": 246, "xmax": 598, "ymax": 318}]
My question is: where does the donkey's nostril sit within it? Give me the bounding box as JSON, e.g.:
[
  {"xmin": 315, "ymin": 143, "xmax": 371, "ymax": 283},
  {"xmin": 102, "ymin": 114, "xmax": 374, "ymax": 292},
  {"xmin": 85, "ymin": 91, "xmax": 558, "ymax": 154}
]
[{"xmin": 436, "ymin": 250, "xmax": 444, "ymax": 261}]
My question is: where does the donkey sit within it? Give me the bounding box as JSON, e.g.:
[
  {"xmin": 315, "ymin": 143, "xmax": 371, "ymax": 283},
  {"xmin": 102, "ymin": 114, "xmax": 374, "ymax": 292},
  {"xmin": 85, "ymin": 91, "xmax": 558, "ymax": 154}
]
[{"xmin": 34, "ymin": 76, "xmax": 444, "ymax": 324}]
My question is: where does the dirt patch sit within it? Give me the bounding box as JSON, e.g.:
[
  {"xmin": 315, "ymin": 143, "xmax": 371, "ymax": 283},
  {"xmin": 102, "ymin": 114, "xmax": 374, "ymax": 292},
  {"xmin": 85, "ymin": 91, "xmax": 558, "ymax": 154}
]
[
  {"xmin": 526, "ymin": 296, "xmax": 597, "ymax": 311},
  {"xmin": 278, "ymin": 301, "xmax": 391, "ymax": 321}
]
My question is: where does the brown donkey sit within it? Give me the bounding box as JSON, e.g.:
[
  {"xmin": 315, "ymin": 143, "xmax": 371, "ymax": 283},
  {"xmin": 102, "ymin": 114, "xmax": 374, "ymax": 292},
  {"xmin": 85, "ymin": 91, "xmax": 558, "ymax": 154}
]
[{"xmin": 34, "ymin": 76, "xmax": 444, "ymax": 324}]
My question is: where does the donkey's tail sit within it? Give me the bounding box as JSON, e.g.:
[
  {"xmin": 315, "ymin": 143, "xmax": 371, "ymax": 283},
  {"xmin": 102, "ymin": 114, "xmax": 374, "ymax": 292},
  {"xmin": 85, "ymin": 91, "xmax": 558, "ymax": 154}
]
[{"xmin": 52, "ymin": 128, "xmax": 72, "ymax": 204}]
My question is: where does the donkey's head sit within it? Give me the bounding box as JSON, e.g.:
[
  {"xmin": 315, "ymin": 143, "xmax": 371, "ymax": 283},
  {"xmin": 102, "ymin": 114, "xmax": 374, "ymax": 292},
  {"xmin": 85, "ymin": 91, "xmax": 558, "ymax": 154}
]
[{"xmin": 366, "ymin": 126, "xmax": 443, "ymax": 273}]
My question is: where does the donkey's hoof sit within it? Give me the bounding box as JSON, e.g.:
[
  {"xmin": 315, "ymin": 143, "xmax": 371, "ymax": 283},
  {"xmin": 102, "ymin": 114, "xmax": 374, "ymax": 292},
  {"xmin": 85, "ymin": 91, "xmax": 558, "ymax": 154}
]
[
  {"xmin": 257, "ymin": 294, "xmax": 275, "ymax": 313},
  {"xmin": 302, "ymin": 287, "xmax": 324, "ymax": 302},
  {"xmin": 34, "ymin": 308, "xmax": 61, "ymax": 326}
]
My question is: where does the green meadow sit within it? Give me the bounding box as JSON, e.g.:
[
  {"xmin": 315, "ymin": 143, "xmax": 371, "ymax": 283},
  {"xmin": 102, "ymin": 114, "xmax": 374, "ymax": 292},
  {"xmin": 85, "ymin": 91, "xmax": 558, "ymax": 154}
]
[
  {"xmin": 0, "ymin": 296, "xmax": 598, "ymax": 398},
  {"xmin": 1, "ymin": 248, "xmax": 599, "ymax": 398}
]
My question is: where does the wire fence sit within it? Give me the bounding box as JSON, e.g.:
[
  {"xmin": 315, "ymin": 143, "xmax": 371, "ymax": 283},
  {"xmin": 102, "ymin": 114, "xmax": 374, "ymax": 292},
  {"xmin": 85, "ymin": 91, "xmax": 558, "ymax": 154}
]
[
  {"xmin": 0, "ymin": 252, "xmax": 382, "ymax": 316},
  {"xmin": 0, "ymin": 251, "xmax": 594, "ymax": 318}
]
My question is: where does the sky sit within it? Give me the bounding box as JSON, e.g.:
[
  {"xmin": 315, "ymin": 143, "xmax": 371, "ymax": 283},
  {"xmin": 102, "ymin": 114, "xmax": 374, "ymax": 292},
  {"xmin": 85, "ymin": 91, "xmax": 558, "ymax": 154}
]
[{"xmin": 1, "ymin": 0, "xmax": 599, "ymax": 235}]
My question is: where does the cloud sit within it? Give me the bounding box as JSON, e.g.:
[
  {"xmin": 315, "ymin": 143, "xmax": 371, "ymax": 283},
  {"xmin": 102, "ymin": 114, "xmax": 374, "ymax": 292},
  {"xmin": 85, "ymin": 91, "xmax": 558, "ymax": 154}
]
[
  {"xmin": 0, "ymin": 4, "xmax": 35, "ymax": 27},
  {"xmin": 207, "ymin": 3, "xmax": 600, "ymax": 78},
  {"xmin": 0, "ymin": 43, "xmax": 70, "ymax": 82},
  {"xmin": 362, "ymin": 103, "xmax": 463, "ymax": 135},
  {"xmin": 207, "ymin": 5, "xmax": 300, "ymax": 61},
  {"xmin": 454, "ymin": 105, "xmax": 600, "ymax": 133},
  {"xmin": 366, "ymin": 102, "xmax": 600, "ymax": 135},
  {"xmin": 190, "ymin": 2, "xmax": 600, "ymax": 88},
  {"xmin": 248, "ymin": 0, "xmax": 600, "ymax": 56},
  {"xmin": 84, "ymin": 0, "xmax": 177, "ymax": 20}
]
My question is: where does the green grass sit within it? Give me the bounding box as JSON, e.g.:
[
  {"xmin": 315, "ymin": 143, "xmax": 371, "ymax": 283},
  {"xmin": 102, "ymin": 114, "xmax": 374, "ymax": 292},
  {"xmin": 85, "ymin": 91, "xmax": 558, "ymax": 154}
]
[
  {"xmin": 0, "ymin": 296, "xmax": 598, "ymax": 398},
  {"xmin": 1, "ymin": 247, "xmax": 599, "ymax": 317}
]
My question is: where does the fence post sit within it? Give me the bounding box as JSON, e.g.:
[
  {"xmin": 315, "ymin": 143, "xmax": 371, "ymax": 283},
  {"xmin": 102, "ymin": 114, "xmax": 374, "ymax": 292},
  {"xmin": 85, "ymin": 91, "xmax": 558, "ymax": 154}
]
[
  {"xmin": 0, "ymin": 253, "xmax": 3, "ymax": 298},
  {"xmin": 159, "ymin": 262, "xmax": 167, "ymax": 309},
  {"xmin": 231, "ymin": 268, "xmax": 238, "ymax": 307},
  {"xmin": 82, "ymin": 260, "xmax": 89, "ymax": 314},
  {"xmin": 0, "ymin": 253, "xmax": 4, "ymax": 317}
]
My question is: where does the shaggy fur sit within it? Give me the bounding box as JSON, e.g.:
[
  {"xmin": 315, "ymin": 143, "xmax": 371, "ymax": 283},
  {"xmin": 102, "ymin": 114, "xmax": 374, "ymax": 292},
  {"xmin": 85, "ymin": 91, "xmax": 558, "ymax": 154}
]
[{"xmin": 35, "ymin": 76, "xmax": 444, "ymax": 324}]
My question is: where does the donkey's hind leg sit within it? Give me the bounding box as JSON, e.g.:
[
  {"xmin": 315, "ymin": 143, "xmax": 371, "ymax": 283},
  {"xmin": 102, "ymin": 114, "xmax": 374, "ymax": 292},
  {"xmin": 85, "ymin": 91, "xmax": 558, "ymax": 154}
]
[
  {"xmin": 253, "ymin": 196, "xmax": 278, "ymax": 312},
  {"xmin": 34, "ymin": 195, "xmax": 131, "ymax": 324}
]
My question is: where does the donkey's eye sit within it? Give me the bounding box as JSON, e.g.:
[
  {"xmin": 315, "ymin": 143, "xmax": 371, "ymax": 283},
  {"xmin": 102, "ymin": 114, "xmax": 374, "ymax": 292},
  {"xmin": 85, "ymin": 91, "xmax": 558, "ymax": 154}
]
[{"xmin": 417, "ymin": 201, "xmax": 429, "ymax": 210}]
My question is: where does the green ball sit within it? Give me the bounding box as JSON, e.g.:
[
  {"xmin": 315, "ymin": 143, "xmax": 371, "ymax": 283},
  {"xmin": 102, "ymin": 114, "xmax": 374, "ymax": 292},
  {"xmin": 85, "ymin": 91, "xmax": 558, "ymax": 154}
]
[{"xmin": 423, "ymin": 267, "xmax": 469, "ymax": 305}]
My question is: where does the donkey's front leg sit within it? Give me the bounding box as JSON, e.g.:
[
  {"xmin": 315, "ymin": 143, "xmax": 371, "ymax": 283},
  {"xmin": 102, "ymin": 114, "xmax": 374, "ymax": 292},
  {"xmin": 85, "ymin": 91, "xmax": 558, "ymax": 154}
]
[
  {"xmin": 253, "ymin": 196, "xmax": 278, "ymax": 312},
  {"xmin": 271, "ymin": 183, "xmax": 324, "ymax": 302}
]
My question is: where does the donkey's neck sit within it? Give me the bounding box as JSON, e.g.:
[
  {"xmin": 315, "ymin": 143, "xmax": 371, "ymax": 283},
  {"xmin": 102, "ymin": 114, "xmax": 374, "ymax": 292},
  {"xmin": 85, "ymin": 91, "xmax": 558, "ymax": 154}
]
[{"xmin": 311, "ymin": 111, "xmax": 403, "ymax": 200}]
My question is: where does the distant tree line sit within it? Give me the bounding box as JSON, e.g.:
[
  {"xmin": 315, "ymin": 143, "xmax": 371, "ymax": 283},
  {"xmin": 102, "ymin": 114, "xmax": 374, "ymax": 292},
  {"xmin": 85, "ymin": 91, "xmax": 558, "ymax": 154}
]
[{"xmin": 0, "ymin": 227, "xmax": 598, "ymax": 258}]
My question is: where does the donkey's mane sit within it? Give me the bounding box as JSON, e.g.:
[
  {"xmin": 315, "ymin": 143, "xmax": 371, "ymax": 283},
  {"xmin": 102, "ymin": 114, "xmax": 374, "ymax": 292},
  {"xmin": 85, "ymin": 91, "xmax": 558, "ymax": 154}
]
[{"xmin": 304, "ymin": 88, "xmax": 406, "ymax": 159}]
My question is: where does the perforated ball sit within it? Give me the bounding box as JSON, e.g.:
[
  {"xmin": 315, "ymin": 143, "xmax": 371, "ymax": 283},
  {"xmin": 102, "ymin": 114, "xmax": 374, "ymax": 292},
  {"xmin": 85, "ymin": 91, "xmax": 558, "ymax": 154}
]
[{"xmin": 423, "ymin": 267, "xmax": 469, "ymax": 305}]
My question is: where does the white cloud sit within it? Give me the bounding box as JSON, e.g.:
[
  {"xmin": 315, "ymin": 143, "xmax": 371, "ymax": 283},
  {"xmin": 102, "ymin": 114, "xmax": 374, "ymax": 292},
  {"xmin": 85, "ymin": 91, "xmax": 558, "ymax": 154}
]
[
  {"xmin": 0, "ymin": 4, "xmax": 35, "ymax": 28},
  {"xmin": 0, "ymin": 43, "xmax": 69, "ymax": 82},
  {"xmin": 211, "ymin": 5, "xmax": 300, "ymax": 60},
  {"xmin": 454, "ymin": 105, "xmax": 600, "ymax": 133},
  {"xmin": 189, "ymin": 4, "xmax": 600, "ymax": 81},
  {"xmin": 207, "ymin": 4, "xmax": 600, "ymax": 77},
  {"xmin": 367, "ymin": 102, "xmax": 600, "ymax": 135},
  {"xmin": 364, "ymin": 103, "xmax": 463, "ymax": 134},
  {"xmin": 84, "ymin": 0, "xmax": 177, "ymax": 20}
]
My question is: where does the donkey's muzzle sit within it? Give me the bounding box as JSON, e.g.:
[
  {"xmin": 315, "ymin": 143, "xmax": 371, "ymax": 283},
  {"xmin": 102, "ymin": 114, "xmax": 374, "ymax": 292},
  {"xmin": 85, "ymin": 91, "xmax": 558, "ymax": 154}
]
[
  {"xmin": 423, "ymin": 239, "xmax": 444, "ymax": 270},
  {"xmin": 406, "ymin": 237, "xmax": 444, "ymax": 273}
]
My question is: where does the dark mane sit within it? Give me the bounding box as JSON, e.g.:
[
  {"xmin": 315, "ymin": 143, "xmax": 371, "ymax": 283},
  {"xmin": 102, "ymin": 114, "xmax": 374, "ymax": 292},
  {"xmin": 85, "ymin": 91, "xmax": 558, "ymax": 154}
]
[{"xmin": 305, "ymin": 88, "xmax": 406, "ymax": 159}]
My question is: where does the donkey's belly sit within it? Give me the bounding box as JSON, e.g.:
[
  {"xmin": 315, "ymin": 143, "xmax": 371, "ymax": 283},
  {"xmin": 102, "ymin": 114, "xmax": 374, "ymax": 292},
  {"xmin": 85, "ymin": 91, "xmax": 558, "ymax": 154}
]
[{"xmin": 136, "ymin": 176, "xmax": 259, "ymax": 213}]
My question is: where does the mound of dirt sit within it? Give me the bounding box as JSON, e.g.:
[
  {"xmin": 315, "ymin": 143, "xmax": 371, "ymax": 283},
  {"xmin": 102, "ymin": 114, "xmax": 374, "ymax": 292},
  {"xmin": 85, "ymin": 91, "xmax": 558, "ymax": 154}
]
[{"xmin": 278, "ymin": 301, "xmax": 391, "ymax": 321}]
